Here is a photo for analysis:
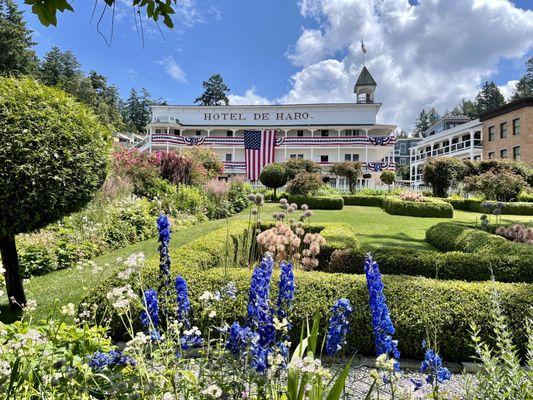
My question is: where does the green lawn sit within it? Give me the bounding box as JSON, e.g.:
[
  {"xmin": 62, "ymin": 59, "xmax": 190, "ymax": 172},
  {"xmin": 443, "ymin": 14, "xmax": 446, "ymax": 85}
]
[{"xmin": 1, "ymin": 203, "xmax": 531, "ymax": 323}]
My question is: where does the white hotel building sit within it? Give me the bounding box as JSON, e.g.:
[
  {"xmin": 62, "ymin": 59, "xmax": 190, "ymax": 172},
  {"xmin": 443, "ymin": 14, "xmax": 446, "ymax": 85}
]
[
  {"xmin": 410, "ymin": 116, "xmax": 483, "ymax": 187},
  {"xmin": 138, "ymin": 67, "xmax": 397, "ymax": 189}
]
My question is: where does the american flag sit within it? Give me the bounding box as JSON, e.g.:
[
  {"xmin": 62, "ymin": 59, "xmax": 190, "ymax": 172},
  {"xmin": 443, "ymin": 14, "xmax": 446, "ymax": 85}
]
[{"xmin": 244, "ymin": 130, "xmax": 276, "ymax": 181}]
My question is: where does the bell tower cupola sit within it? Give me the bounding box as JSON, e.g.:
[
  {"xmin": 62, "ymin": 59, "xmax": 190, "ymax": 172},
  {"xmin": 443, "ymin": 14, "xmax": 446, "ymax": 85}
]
[{"xmin": 354, "ymin": 66, "xmax": 377, "ymax": 103}]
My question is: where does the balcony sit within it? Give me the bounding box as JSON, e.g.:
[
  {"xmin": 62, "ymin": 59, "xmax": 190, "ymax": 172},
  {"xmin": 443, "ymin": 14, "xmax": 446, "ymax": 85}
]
[
  {"xmin": 222, "ymin": 161, "xmax": 395, "ymax": 173},
  {"xmin": 411, "ymin": 140, "xmax": 482, "ymax": 162}
]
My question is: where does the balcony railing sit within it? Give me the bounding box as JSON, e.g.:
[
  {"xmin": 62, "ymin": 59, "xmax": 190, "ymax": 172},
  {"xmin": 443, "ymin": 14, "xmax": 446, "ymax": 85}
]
[
  {"xmin": 223, "ymin": 161, "xmax": 395, "ymax": 172},
  {"xmin": 410, "ymin": 140, "xmax": 482, "ymax": 162}
]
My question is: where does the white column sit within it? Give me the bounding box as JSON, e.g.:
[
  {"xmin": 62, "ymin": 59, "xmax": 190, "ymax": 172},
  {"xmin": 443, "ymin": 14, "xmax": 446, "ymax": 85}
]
[
  {"xmin": 469, "ymin": 130, "xmax": 474, "ymax": 160},
  {"xmin": 232, "ymin": 146, "xmax": 235, "ymax": 161},
  {"xmin": 207, "ymin": 129, "xmax": 211, "ymax": 137},
  {"xmin": 166, "ymin": 126, "xmax": 170, "ymax": 134}
]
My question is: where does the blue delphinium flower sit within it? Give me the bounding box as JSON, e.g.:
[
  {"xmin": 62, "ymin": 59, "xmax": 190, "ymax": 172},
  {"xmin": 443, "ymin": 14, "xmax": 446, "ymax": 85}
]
[
  {"xmin": 226, "ymin": 321, "xmax": 258, "ymax": 356},
  {"xmin": 364, "ymin": 253, "xmax": 400, "ymax": 359},
  {"xmin": 325, "ymin": 298, "xmax": 353, "ymax": 356},
  {"xmin": 175, "ymin": 275, "xmax": 191, "ymax": 326},
  {"xmin": 157, "ymin": 214, "xmax": 172, "ymax": 294},
  {"xmin": 140, "ymin": 288, "xmax": 159, "ymax": 329},
  {"xmin": 420, "ymin": 345, "xmax": 452, "ymax": 385},
  {"xmin": 277, "ymin": 261, "xmax": 295, "ymax": 320},
  {"xmin": 88, "ymin": 350, "xmax": 136, "ymax": 371},
  {"xmin": 181, "ymin": 326, "xmax": 203, "ymax": 350},
  {"xmin": 223, "ymin": 281, "xmax": 237, "ymax": 300},
  {"xmin": 247, "ymin": 254, "xmax": 275, "ymax": 347}
]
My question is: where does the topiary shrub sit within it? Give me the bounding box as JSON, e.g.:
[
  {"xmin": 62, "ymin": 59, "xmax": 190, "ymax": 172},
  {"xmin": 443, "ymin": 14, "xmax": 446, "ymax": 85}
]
[
  {"xmin": 380, "ymin": 170, "xmax": 395, "ymax": 191},
  {"xmin": 342, "ymin": 195, "xmax": 383, "ymax": 207},
  {"xmin": 0, "ymin": 77, "xmax": 109, "ymax": 308},
  {"xmin": 287, "ymin": 195, "xmax": 344, "ymax": 210},
  {"xmin": 382, "ymin": 196, "xmax": 453, "ymax": 218},
  {"xmin": 422, "ymin": 157, "xmax": 465, "ymax": 197},
  {"xmin": 259, "ymin": 163, "xmax": 287, "ymax": 199},
  {"xmin": 282, "ymin": 158, "xmax": 319, "ymax": 180},
  {"xmin": 329, "ymin": 161, "xmax": 362, "ymax": 193},
  {"xmin": 286, "ymin": 172, "xmax": 323, "ymax": 196}
]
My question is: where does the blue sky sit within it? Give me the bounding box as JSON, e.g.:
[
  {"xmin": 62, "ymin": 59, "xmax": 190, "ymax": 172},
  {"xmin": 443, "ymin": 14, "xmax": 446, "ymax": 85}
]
[{"xmin": 17, "ymin": 0, "xmax": 533, "ymax": 129}]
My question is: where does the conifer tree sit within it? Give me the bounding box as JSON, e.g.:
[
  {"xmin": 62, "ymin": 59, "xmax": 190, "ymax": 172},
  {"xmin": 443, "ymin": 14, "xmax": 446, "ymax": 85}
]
[
  {"xmin": 512, "ymin": 57, "xmax": 533, "ymax": 100},
  {"xmin": 195, "ymin": 74, "xmax": 230, "ymax": 106}
]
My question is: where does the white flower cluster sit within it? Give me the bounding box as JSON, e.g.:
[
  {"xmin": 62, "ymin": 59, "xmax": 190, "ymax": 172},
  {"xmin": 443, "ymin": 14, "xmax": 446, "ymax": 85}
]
[
  {"xmin": 61, "ymin": 303, "xmax": 75, "ymax": 317},
  {"xmin": 124, "ymin": 332, "xmax": 149, "ymax": 354},
  {"xmin": 106, "ymin": 285, "xmax": 137, "ymax": 312},
  {"xmin": 201, "ymin": 384, "xmax": 222, "ymax": 398},
  {"xmin": 289, "ymin": 356, "xmax": 331, "ymax": 379},
  {"xmin": 117, "ymin": 252, "xmax": 145, "ymax": 280}
]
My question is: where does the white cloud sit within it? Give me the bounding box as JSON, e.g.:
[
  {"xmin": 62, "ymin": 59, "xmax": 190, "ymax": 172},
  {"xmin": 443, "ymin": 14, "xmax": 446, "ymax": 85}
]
[
  {"xmin": 228, "ymin": 87, "xmax": 272, "ymax": 105},
  {"xmin": 498, "ymin": 80, "xmax": 518, "ymax": 101},
  {"xmin": 158, "ymin": 57, "xmax": 187, "ymax": 83},
  {"xmin": 278, "ymin": 0, "xmax": 533, "ymax": 130}
]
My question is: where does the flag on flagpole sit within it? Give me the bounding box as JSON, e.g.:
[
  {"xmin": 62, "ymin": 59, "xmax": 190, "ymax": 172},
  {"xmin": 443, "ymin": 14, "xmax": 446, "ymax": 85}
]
[
  {"xmin": 361, "ymin": 41, "xmax": 367, "ymax": 54},
  {"xmin": 244, "ymin": 130, "xmax": 276, "ymax": 181}
]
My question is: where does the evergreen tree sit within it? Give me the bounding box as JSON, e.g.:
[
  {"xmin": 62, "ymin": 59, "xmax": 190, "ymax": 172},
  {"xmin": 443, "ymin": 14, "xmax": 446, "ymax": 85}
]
[
  {"xmin": 195, "ymin": 74, "xmax": 230, "ymax": 106},
  {"xmin": 451, "ymin": 98, "xmax": 478, "ymax": 119},
  {"xmin": 475, "ymin": 81, "xmax": 505, "ymax": 115},
  {"xmin": 414, "ymin": 109, "xmax": 430, "ymax": 135},
  {"xmin": 427, "ymin": 107, "xmax": 440, "ymax": 126},
  {"xmin": 0, "ymin": 0, "xmax": 38, "ymax": 76},
  {"xmin": 39, "ymin": 46, "xmax": 82, "ymax": 86},
  {"xmin": 122, "ymin": 88, "xmax": 154, "ymax": 132},
  {"xmin": 512, "ymin": 57, "xmax": 533, "ymax": 100}
]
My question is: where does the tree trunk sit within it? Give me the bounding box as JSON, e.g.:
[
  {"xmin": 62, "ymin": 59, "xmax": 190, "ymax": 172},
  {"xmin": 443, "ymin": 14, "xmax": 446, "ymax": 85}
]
[
  {"xmin": 273, "ymin": 187, "xmax": 277, "ymax": 201},
  {"xmin": 0, "ymin": 234, "xmax": 26, "ymax": 310}
]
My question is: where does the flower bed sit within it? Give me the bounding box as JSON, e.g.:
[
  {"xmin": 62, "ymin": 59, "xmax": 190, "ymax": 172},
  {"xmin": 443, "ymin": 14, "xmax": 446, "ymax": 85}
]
[
  {"xmin": 342, "ymin": 195, "xmax": 384, "ymax": 207},
  {"xmin": 382, "ymin": 196, "xmax": 454, "ymax": 218},
  {"xmin": 287, "ymin": 195, "xmax": 344, "ymax": 210}
]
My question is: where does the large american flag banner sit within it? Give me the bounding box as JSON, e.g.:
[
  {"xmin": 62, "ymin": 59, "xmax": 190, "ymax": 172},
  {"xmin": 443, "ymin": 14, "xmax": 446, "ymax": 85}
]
[{"xmin": 244, "ymin": 130, "xmax": 276, "ymax": 181}]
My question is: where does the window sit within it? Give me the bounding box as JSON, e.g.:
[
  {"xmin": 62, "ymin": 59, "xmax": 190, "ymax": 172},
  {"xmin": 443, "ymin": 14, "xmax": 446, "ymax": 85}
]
[
  {"xmin": 500, "ymin": 148, "xmax": 508, "ymax": 159},
  {"xmin": 155, "ymin": 129, "xmax": 162, "ymax": 134},
  {"xmin": 500, "ymin": 122, "xmax": 507, "ymax": 139},
  {"xmin": 290, "ymin": 154, "xmax": 296, "ymax": 159},
  {"xmin": 488, "ymin": 126, "xmax": 495, "ymax": 142},
  {"xmin": 488, "ymin": 152, "xmax": 495, "ymax": 160},
  {"xmin": 400, "ymin": 158, "xmax": 407, "ymax": 165},
  {"xmin": 297, "ymin": 130, "xmax": 304, "ymax": 137},
  {"xmin": 321, "ymin": 130, "xmax": 329, "ymax": 137},
  {"xmin": 352, "ymin": 154, "xmax": 359, "ymax": 161},
  {"xmin": 320, "ymin": 155, "xmax": 329, "ymax": 162},
  {"xmin": 225, "ymin": 153, "xmax": 232, "ymax": 162},
  {"xmin": 298, "ymin": 154, "xmax": 304, "ymax": 159},
  {"xmin": 344, "ymin": 129, "xmax": 361, "ymax": 136},
  {"xmin": 400, "ymin": 143, "xmax": 407, "ymax": 154},
  {"xmin": 290, "ymin": 154, "xmax": 304, "ymax": 159},
  {"xmin": 513, "ymin": 118, "xmax": 520, "ymax": 135},
  {"xmin": 174, "ymin": 129, "xmax": 180, "ymax": 135},
  {"xmin": 344, "ymin": 154, "xmax": 351, "ymax": 161},
  {"xmin": 513, "ymin": 146, "xmax": 521, "ymax": 161},
  {"xmin": 226, "ymin": 130, "xmax": 233, "ymax": 137},
  {"xmin": 196, "ymin": 130, "xmax": 202, "ymax": 136}
]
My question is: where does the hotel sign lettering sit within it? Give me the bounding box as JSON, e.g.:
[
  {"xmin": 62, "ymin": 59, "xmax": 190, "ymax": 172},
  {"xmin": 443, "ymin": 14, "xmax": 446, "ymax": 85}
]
[{"xmin": 203, "ymin": 112, "xmax": 310, "ymax": 121}]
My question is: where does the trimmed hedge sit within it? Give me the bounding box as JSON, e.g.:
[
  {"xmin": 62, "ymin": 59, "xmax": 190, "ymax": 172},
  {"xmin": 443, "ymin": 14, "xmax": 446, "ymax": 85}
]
[
  {"xmin": 82, "ymin": 263, "xmax": 533, "ymax": 362},
  {"xmin": 316, "ymin": 224, "xmax": 360, "ymax": 273},
  {"xmin": 444, "ymin": 198, "xmax": 533, "ymax": 215},
  {"xmin": 372, "ymin": 247, "xmax": 532, "ymax": 283},
  {"xmin": 382, "ymin": 197, "xmax": 453, "ymax": 218},
  {"xmin": 426, "ymin": 222, "xmax": 533, "ymax": 258},
  {"xmin": 287, "ymin": 195, "xmax": 344, "ymax": 210},
  {"xmin": 342, "ymin": 195, "xmax": 383, "ymax": 207}
]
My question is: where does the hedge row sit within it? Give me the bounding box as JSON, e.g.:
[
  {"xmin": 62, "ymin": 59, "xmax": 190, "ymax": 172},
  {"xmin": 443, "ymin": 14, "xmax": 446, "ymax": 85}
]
[
  {"xmin": 287, "ymin": 195, "xmax": 344, "ymax": 210},
  {"xmin": 342, "ymin": 195, "xmax": 383, "ymax": 207},
  {"xmin": 82, "ymin": 263, "xmax": 533, "ymax": 362},
  {"xmin": 444, "ymin": 198, "xmax": 533, "ymax": 215},
  {"xmin": 382, "ymin": 197, "xmax": 453, "ymax": 218},
  {"xmin": 426, "ymin": 222, "xmax": 533, "ymax": 258},
  {"xmin": 372, "ymin": 247, "xmax": 533, "ymax": 284}
]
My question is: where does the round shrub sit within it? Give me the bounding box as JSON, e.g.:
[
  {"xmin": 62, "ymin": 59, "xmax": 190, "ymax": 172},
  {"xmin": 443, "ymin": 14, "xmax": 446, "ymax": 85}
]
[
  {"xmin": 380, "ymin": 170, "xmax": 395, "ymax": 189},
  {"xmin": 286, "ymin": 172, "xmax": 323, "ymax": 196},
  {"xmin": 422, "ymin": 157, "xmax": 465, "ymax": 197},
  {"xmin": 259, "ymin": 163, "xmax": 287, "ymax": 198},
  {"xmin": 0, "ymin": 77, "xmax": 109, "ymax": 307},
  {"xmin": 382, "ymin": 196, "xmax": 453, "ymax": 218},
  {"xmin": 464, "ymin": 170, "xmax": 526, "ymax": 202}
]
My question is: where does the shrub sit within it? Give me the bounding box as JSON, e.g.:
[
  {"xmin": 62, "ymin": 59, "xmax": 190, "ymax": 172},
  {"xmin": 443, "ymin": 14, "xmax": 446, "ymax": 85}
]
[
  {"xmin": 371, "ymin": 247, "xmax": 532, "ymax": 284},
  {"xmin": 0, "ymin": 77, "xmax": 109, "ymax": 308},
  {"xmin": 181, "ymin": 147, "xmax": 224, "ymax": 179},
  {"xmin": 156, "ymin": 151, "xmax": 198, "ymax": 186},
  {"xmin": 422, "ymin": 157, "xmax": 465, "ymax": 197},
  {"xmin": 464, "ymin": 170, "xmax": 526, "ymax": 202},
  {"xmin": 283, "ymin": 158, "xmax": 319, "ymax": 180},
  {"xmin": 316, "ymin": 224, "xmax": 359, "ymax": 272},
  {"xmin": 495, "ymin": 223, "xmax": 533, "ymax": 245},
  {"xmin": 426, "ymin": 222, "xmax": 533, "ymax": 258},
  {"xmin": 259, "ymin": 163, "xmax": 287, "ymax": 198},
  {"xmin": 227, "ymin": 179, "xmax": 251, "ymax": 214},
  {"xmin": 379, "ymin": 170, "xmax": 395, "ymax": 190},
  {"xmin": 517, "ymin": 190, "xmax": 533, "ymax": 202},
  {"xmin": 83, "ymin": 262, "xmax": 533, "ymax": 362},
  {"xmin": 286, "ymin": 172, "xmax": 323, "ymax": 196},
  {"xmin": 399, "ymin": 191, "xmax": 425, "ymax": 202},
  {"xmin": 287, "ymin": 195, "xmax": 344, "ymax": 210},
  {"xmin": 342, "ymin": 195, "xmax": 383, "ymax": 207},
  {"xmin": 329, "ymin": 162, "xmax": 362, "ymax": 193},
  {"xmin": 174, "ymin": 184, "xmax": 205, "ymax": 215},
  {"xmin": 443, "ymin": 198, "xmax": 533, "ymax": 215},
  {"xmin": 112, "ymin": 146, "xmax": 160, "ymax": 198},
  {"xmin": 382, "ymin": 196, "xmax": 453, "ymax": 218}
]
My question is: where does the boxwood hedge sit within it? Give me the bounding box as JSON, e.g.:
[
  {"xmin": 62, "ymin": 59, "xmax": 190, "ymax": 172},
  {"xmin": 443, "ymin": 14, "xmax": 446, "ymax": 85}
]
[
  {"xmin": 82, "ymin": 262, "xmax": 533, "ymax": 362},
  {"xmin": 287, "ymin": 195, "xmax": 344, "ymax": 210},
  {"xmin": 444, "ymin": 198, "xmax": 533, "ymax": 215},
  {"xmin": 426, "ymin": 222, "xmax": 533, "ymax": 258},
  {"xmin": 342, "ymin": 195, "xmax": 383, "ymax": 207},
  {"xmin": 382, "ymin": 197, "xmax": 454, "ymax": 218}
]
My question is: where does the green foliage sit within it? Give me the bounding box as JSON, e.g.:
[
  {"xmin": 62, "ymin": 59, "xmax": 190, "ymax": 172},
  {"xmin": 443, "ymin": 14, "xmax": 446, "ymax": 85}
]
[
  {"xmin": 443, "ymin": 197, "xmax": 533, "ymax": 215},
  {"xmin": 175, "ymin": 184, "xmax": 206, "ymax": 215},
  {"xmin": 329, "ymin": 161, "xmax": 362, "ymax": 193},
  {"xmin": 25, "ymin": 0, "xmax": 179, "ymax": 28},
  {"xmin": 0, "ymin": 0, "xmax": 38, "ymax": 76},
  {"xmin": 511, "ymin": 56, "xmax": 533, "ymax": 100},
  {"xmin": 414, "ymin": 108, "xmax": 439, "ymax": 135},
  {"xmin": 227, "ymin": 179, "xmax": 251, "ymax": 214},
  {"xmin": 0, "ymin": 76, "xmax": 109, "ymax": 236},
  {"xmin": 476, "ymin": 81, "xmax": 506, "ymax": 115},
  {"xmin": 372, "ymin": 247, "xmax": 532, "ymax": 284},
  {"xmin": 517, "ymin": 190, "xmax": 533, "ymax": 202},
  {"xmin": 157, "ymin": 151, "xmax": 196, "ymax": 185},
  {"xmin": 287, "ymin": 195, "xmax": 344, "ymax": 210},
  {"xmin": 121, "ymin": 88, "xmax": 154, "ymax": 133},
  {"xmin": 382, "ymin": 197, "xmax": 453, "ymax": 218},
  {"xmin": 283, "ymin": 158, "xmax": 319, "ymax": 180},
  {"xmin": 379, "ymin": 170, "xmax": 395, "ymax": 188},
  {"xmin": 422, "ymin": 157, "xmax": 465, "ymax": 197},
  {"xmin": 426, "ymin": 222, "xmax": 533, "ymax": 258},
  {"xmin": 342, "ymin": 195, "xmax": 383, "ymax": 207},
  {"xmin": 181, "ymin": 147, "xmax": 224, "ymax": 180},
  {"xmin": 464, "ymin": 170, "xmax": 527, "ymax": 201},
  {"xmin": 194, "ymin": 74, "xmax": 230, "ymax": 106},
  {"xmin": 316, "ymin": 224, "xmax": 359, "ymax": 273},
  {"xmin": 286, "ymin": 172, "xmax": 323, "ymax": 196},
  {"xmin": 259, "ymin": 163, "xmax": 287, "ymax": 196}
]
